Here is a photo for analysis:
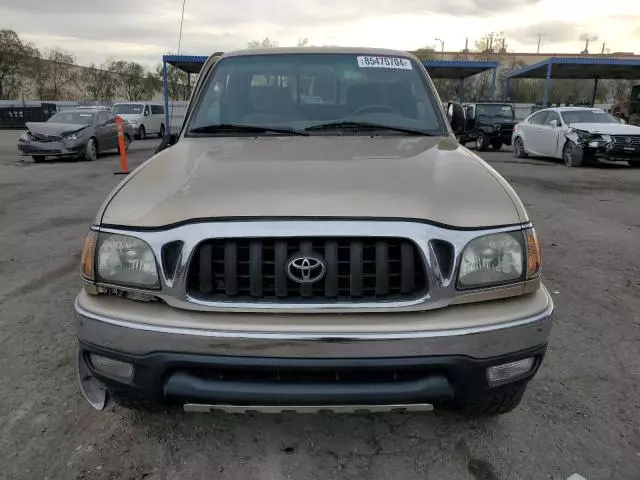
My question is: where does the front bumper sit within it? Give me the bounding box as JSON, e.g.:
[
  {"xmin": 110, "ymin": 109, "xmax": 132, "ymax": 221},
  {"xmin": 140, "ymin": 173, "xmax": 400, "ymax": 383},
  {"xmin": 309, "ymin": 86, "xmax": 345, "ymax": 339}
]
[
  {"xmin": 17, "ymin": 139, "xmax": 84, "ymax": 157},
  {"xmin": 592, "ymin": 143, "xmax": 640, "ymax": 162},
  {"xmin": 75, "ymin": 286, "xmax": 553, "ymax": 407}
]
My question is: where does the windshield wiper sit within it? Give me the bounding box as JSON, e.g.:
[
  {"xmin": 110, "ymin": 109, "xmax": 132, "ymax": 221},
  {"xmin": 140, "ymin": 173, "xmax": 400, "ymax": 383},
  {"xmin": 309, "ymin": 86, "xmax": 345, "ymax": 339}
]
[
  {"xmin": 305, "ymin": 121, "xmax": 434, "ymax": 136},
  {"xmin": 189, "ymin": 123, "xmax": 308, "ymax": 136}
]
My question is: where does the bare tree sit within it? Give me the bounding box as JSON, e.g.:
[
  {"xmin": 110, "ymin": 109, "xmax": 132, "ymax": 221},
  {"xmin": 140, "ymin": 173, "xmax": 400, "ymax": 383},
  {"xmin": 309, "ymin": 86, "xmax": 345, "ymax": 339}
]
[
  {"xmin": 0, "ymin": 29, "xmax": 38, "ymax": 99},
  {"xmin": 82, "ymin": 61, "xmax": 118, "ymax": 102},
  {"xmin": 247, "ymin": 37, "xmax": 279, "ymax": 48},
  {"xmin": 30, "ymin": 47, "xmax": 77, "ymax": 100},
  {"xmin": 155, "ymin": 63, "xmax": 189, "ymax": 101}
]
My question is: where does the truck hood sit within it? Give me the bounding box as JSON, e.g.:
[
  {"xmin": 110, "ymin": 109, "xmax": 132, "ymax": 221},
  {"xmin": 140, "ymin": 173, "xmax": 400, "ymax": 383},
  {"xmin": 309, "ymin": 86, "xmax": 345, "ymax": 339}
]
[
  {"xmin": 99, "ymin": 136, "xmax": 527, "ymax": 229},
  {"xmin": 569, "ymin": 122, "xmax": 640, "ymax": 135}
]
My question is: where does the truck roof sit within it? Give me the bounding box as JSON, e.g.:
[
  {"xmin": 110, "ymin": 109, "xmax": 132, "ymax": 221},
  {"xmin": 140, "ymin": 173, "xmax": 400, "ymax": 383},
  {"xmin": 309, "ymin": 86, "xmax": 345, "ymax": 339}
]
[{"xmin": 220, "ymin": 46, "xmax": 417, "ymax": 59}]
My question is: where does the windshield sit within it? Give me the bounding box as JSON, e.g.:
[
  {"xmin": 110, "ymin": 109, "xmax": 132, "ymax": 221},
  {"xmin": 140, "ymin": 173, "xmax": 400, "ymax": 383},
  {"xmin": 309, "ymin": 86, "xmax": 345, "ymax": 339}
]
[
  {"xmin": 561, "ymin": 110, "xmax": 619, "ymax": 124},
  {"xmin": 188, "ymin": 53, "xmax": 445, "ymax": 135},
  {"xmin": 475, "ymin": 104, "xmax": 515, "ymax": 119},
  {"xmin": 47, "ymin": 111, "xmax": 95, "ymax": 125},
  {"xmin": 112, "ymin": 104, "xmax": 144, "ymax": 115}
]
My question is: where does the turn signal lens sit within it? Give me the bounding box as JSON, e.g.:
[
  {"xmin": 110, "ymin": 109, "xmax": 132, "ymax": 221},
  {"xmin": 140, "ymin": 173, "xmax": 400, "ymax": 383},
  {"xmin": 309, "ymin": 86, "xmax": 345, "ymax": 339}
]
[
  {"xmin": 525, "ymin": 228, "xmax": 542, "ymax": 279},
  {"xmin": 81, "ymin": 230, "xmax": 98, "ymax": 281}
]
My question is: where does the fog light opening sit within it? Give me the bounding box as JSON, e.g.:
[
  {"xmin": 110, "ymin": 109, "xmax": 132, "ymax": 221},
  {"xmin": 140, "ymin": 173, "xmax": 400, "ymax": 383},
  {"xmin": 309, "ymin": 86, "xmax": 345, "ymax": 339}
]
[
  {"xmin": 487, "ymin": 357, "xmax": 535, "ymax": 386},
  {"xmin": 77, "ymin": 348, "xmax": 107, "ymax": 410},
  {"xmin": 90, "ymin": 354, "xmax": 134, "ymax": 383}
]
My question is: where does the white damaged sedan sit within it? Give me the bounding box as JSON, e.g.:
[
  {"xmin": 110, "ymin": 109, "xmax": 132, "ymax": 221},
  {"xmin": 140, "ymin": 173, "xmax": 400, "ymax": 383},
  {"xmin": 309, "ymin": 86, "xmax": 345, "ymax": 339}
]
[{"xmin": 511, "ymin": 107, "xmax": 640, "ymax": 167}]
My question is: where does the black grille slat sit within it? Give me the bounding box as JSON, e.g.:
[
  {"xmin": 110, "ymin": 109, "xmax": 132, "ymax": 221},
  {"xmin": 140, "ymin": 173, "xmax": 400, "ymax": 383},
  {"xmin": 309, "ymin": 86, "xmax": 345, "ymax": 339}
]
[
  {"xmin": 224, "ymin": 242, "xmax": 238, "ymax": 296},
  {"xmin": 375, "ymin": 241, "xmax": 389, "ymax": 296},
  {"xmin": 249, "ymin": 241, "xmax": 263, "ymax": 297},
  {"xmin": 325, "ymin": 241, "xmax": 339, "ymax": 298},
  {"xmin": 199, "ymin": 243, "xmax": 214, "ymax": 294},
  {"xmin": 274, "ymin": 241, "xmax": 288, "ymax": 297},
  {"xmin": 350, "ymin": 241, "xmax": 364, "ymax": 297},
  {"xmin": 400, "ymin": 241, "xmax": 415, "ymax": 294},
  {"xmin": 187, "ymin": 237, "xmax": 426, "ymax": 302}
]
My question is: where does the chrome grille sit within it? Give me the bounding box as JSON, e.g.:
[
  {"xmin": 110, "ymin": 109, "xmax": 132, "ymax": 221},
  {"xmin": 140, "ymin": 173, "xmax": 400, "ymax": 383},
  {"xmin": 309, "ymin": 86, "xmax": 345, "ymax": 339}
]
[
  {"xmin": 187, "ymin": 237, "xmax": 428, "ymax": 302},
  {"xmin": 612, "ymin": 135, "xmax": 640, "ymax": 146}
]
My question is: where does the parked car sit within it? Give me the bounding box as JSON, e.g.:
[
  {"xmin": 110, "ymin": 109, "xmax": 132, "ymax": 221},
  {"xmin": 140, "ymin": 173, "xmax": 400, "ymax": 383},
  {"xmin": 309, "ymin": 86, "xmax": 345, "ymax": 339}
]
[
  {"xmin": 111, "ymin": 102, "xmax": 165, "ymax": 140},
  {"xmin": 512, "ymin": 107, "xmax": 640, "ymax": 167},
  {"xmin": 17, "ymin": 109, "xmax": 133, "ymax": 163},
  {"xmin": 76, "ymin": 47, "xmax": 553, "ymax": 416},
  {"xmin": 458, "ymin": 102, "xmax": 517, "ymax": 150}
]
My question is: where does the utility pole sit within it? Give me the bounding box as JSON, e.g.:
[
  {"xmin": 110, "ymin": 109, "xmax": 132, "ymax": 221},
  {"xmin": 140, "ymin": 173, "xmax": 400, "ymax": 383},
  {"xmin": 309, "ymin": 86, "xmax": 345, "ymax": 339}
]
[
  {"xmin": 536, "ymin": 33, "xmax": 545, "ymax": 54},
  {"xmin": 434, "ymin": 38, "xmax": 444, "ymax": 60},
  {"xmin": 601, "ymin": 42, "xmax": 606, "ymax": 54}
]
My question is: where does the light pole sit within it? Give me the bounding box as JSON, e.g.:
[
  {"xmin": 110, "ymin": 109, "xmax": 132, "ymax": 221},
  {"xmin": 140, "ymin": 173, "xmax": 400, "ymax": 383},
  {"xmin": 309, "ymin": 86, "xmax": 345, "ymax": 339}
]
[{"xmin": 434, "ymin": 38, "xmax": 444, "ymax": 60}]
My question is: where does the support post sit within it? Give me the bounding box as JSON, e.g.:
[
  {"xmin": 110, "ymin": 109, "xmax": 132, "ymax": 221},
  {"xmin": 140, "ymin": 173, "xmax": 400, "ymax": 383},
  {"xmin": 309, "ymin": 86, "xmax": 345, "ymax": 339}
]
[
  {"xmin": 458, "ymin": 78, "xmax": 464, "ymax": 101},
  {"xmin": 162, "ymin": 60, "xmax": 170, "ymax": 135},
  {"xmin": 490, "ymin": 67, "xmax": 497, "ymax": 100},
  {"xmin": 543, "ymin": 61, "xmax": 552, "ymax": 108},
  {"xmin": 504, "ymin": 77, "xmax": 510, "ymax": 101},
  {"xmin": 591, "ymin": 78, "xmax": 599, "ymax": 106}
]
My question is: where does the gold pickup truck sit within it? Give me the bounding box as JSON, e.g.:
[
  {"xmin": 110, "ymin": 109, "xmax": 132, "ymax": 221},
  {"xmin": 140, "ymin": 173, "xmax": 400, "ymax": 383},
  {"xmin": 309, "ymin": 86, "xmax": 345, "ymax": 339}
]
[{"xmin": 76, "ymin": 47, "xmax": 553, "ymax": 416}]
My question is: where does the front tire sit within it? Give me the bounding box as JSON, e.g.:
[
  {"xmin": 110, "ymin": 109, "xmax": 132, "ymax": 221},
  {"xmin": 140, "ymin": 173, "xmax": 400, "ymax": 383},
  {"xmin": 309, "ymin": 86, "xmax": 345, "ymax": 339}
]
[
  {"xmin": 138, "ymin": 125, "xmax": 146, "ymax": 140},
  {"xmin": 476, "ymin": 134, "xmax": 489, "ymax": 151},
  {"xmin": 562, "ymin": 140, "xmax": 584, "ymax": 167},
  {"xmin": 32, "ymin": 155, "xmax": 45, "ymax": 163},
  {"xmin": 627, "ymin": 161, "xmax": 640, "ymax": 168},
  {"xmin": 453, "ymin": 383, "xmax": 527, "ymax": 417},
  {"xmin": 491, "ymin": 141, "xmax": 503, "ymax": 150},
  {"xmin": 84, "ymin": 138, "xmax": 97, "ymax": 162},
  {"xmin": 158, "ymin": 124, "xmax": 165, "ymax": 138},
  {"xmin": 513, "ymin": 137, "xmax": 528, "ymax": 158}
]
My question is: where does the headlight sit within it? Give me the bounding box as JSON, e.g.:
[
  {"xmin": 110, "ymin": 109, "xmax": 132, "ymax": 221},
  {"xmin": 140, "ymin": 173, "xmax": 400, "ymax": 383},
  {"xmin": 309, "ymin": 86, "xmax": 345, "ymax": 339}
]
[
  {"xmin": 129, "ymin": 120, "xmax": 138, "ymax": 125},
  {"xmin": 458, "ymin": 231, "xmax": 525, "ymax": 288},
  {"xmin": 568, "ymin": 128, "xmax": 589, "ymax": 138},
  {"xmin": 18, "ymin": 133, "xmax": 30, "ymax": 143},
  {"xmin": 96, "ymin": 233, "xmax": 159, "ymax": 288},
  {"xmin": 600, "ymin": 134, "xmax": 612, "ymax": 143},
  {"xmin": 63, "ymin": 133, "xmax": 80, "ymax": 141}
]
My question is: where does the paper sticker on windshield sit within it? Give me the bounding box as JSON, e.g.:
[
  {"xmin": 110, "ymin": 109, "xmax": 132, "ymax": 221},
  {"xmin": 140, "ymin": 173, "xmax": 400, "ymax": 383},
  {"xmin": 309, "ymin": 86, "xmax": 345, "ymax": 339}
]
[
  {"xmin": 501, "ymin": 106, "xmax": 511, "ymax": 111},
  {"xmin": 357, "ymin": 56, "xmax": 412, "ymax": 70}
]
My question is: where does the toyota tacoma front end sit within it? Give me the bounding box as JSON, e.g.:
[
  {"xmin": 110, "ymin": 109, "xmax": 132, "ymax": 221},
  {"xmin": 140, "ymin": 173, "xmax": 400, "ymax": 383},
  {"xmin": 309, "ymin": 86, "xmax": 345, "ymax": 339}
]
[{"xmin": 75, "ymin": 47, "xmax": 553, "ymax": 415}]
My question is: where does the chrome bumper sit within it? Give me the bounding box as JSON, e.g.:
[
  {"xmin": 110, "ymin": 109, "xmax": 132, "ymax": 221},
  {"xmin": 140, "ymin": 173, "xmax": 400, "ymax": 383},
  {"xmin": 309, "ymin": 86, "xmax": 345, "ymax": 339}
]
[{"xmin": 75, "ymin": 286, "xmax": 553, "ymax": 360}]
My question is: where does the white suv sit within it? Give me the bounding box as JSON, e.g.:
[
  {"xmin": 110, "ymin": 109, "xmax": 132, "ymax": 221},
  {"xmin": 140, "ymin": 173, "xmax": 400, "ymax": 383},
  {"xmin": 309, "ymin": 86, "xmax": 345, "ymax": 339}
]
[{"xmin": 111, "ymin": 102, "xmax": 165, "ymax": 140}]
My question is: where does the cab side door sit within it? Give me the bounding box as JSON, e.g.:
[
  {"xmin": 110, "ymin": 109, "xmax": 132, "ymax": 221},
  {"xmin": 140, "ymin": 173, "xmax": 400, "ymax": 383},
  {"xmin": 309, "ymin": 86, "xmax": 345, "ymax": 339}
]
[
  {"xmin": 536, "ymin": 111, "xmax": 565, "ymax": 158},
  {"xmin": 520, "ymin": 110, "xmax": 549, "ymax": 156}
]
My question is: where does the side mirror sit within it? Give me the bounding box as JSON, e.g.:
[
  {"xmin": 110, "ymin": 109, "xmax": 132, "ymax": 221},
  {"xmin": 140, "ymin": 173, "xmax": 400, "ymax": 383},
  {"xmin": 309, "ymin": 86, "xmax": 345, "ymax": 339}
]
[
  {"xmin": 619, "ymin": 118, "xmax": 627, "ymax": 124},
  {"xmin": 549, "ymin": 119, "xmax": 558, "ymax": 128},
  {"xmin": 447, "ymin": 102, "xmax": 466, "ymax": 134},
  {"xmin": 155, "ymin": 133, "xmax": 177, "ymax": 154}
]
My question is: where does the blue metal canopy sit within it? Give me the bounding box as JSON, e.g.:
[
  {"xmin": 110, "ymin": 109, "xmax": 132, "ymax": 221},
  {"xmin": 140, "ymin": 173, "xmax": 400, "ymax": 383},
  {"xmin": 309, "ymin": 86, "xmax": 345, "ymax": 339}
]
[
  {"xmin": 423, "ymin": 60, "xmax": 499, "ymax": 101},
  {"xmin": 506, "ymin": 56, "xmax": 640, "ymax": 107}
]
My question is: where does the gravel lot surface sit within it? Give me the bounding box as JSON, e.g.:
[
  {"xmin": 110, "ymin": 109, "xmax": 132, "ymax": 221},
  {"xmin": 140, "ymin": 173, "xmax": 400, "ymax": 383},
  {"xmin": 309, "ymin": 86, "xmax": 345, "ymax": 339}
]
[{"xmin": 0, "ymin": 130, "xmax": 638, "ymax": 480}]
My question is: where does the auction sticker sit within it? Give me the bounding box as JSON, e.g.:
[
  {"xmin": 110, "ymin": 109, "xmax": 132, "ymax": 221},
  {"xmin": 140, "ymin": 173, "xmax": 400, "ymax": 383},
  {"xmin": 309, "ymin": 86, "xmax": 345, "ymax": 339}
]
[{"xmin": 357, "ymin": 56, "xmax": 412, "ymax": 70}]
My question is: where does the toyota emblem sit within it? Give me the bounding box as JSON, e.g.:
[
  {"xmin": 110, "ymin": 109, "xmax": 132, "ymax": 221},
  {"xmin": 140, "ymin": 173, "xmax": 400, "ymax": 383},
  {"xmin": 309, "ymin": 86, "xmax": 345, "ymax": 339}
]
[{"xmin": 286, "ymin": 254, "xmax": 326, "ymax": 284}]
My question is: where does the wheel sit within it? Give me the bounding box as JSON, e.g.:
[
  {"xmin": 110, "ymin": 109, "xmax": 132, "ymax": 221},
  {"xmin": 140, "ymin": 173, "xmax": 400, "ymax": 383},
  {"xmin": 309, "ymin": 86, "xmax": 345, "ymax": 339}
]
[
  {"xmin": 453, "ymin": 383, "xmax": 527, "ymax": 416},
  {"xmin": 158, "ymin": 124, "xmax": 165, "ymax": 138},
  {"xmin": 138, "ymin": 125, "xmax": 146, "ymax": 140},
  {"xmin": 562, "ymin": 140, "xmax": 584, "ymax": 167},
  {"xmin": 491, "ymin": 141, "xmax": 503, "ymax": 150},
  {"xmin": 475, "ymin": 134, "xmax": 489, "ymax": 151},
  {"xmin": 84, "ymin": 138, "xmax": 97, "ymax": 161},
  {"xmin": 31, "ymin": 155, "xmax": 45, "ymax": 163},
  {"xmin": 108, "ymin": 390, "xmax": 169, "ymax": 413},
  {"xmin": 628, "ymin": 161, "xmax": 640, "ymax": 168},
  {"xmin": 118, "ymin": 134, "xmax": 130, "ymax": 155},
  {"xmin": 513, "ymin": 137, "xmax": 528, "ymax": 158}
]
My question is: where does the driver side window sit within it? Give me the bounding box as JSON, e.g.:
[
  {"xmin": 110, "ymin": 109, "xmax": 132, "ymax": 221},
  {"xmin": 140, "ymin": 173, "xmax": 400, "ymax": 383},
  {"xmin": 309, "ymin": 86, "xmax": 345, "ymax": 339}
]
[
  {"xmin": 97, "ymin": 112, "xmax": 109, "ymax": 125},
  {"xmin": 529, "ymin": 111, "xmax": 549, "ymax": 125},
  {"xmin": 546, "ymin": 112, "xmax": 561, "ymax": 126}
]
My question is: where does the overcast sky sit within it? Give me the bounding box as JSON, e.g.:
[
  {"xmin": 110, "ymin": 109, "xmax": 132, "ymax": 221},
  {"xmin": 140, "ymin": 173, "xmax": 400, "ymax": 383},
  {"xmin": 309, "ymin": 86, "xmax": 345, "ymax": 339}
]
[{"xmin": 3, "ymin": 0, "xmax": 640, "ymax": 68}]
